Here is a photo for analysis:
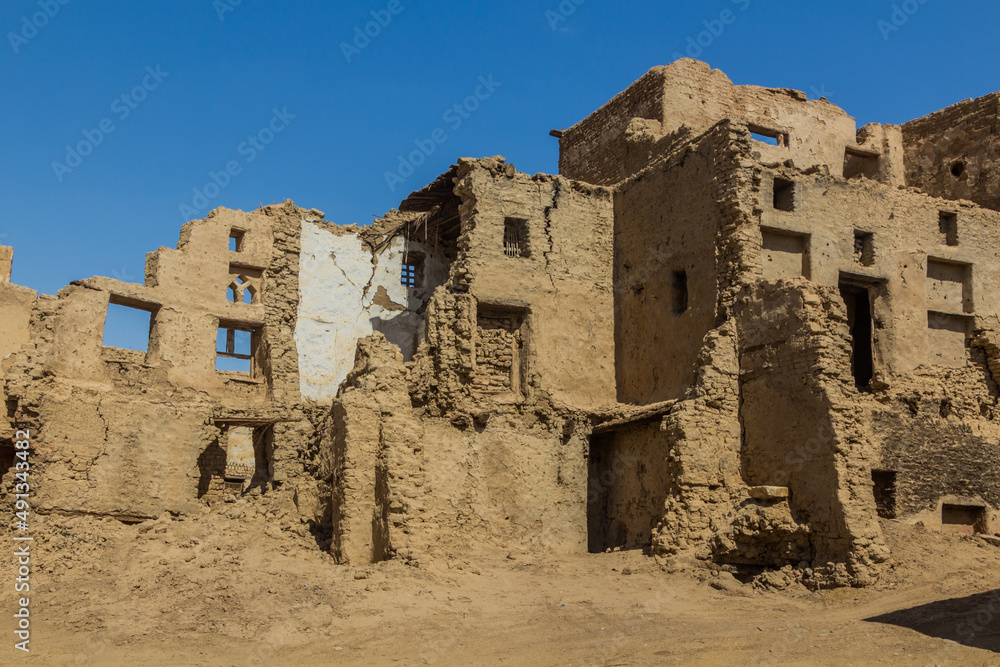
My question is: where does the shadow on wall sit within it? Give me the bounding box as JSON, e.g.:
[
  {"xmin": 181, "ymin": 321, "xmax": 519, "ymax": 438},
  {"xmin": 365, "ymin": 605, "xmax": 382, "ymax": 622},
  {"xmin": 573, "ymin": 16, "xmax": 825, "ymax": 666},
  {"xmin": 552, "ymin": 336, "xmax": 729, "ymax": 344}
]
[
  {"xmin": 196, "ymin": 439, "xmax": 226, "ymax": 498},
  {"xmin": 369, "ymin": 289, "xmax": 427, "ymax": 361},
  {"xmin": 865, "ymin": 590, "xmax": 1000, "ymax": 653}
]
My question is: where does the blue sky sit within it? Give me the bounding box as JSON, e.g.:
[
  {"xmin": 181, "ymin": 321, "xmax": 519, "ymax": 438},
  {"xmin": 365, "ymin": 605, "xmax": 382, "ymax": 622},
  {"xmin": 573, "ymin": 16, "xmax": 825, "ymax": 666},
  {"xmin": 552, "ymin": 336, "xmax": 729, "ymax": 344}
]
[{"xmin": 2, "ymin": 0, "xmax": 998, "ymax": 297}]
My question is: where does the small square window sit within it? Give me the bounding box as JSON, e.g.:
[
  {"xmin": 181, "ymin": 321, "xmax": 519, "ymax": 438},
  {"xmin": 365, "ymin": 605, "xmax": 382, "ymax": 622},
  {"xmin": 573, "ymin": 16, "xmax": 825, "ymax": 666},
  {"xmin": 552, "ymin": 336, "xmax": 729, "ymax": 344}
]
[
  {"xmin": 939, "ymin": 212, "xmax": 958, "ymax": 246},
  {"xmin": 401, "ymin": 254, "xmax": 424, "ymax": 288},
  {"xmin": 229, "ymin": 229, "xmax": 246, "ymax": 252},
  {"xmin": 773, "ymin": 178, "xmax": 795, "ymax": 212},
  {"xmin": 103, "ymin": 297, "xmax": 158, "ymax": 352},
  {"xmin": 503, "ymin": 218, "xmax": 529, "ymax": 258},
  {"xmin": 854, "ymin": 231, "xmax": 874, "ymax": 266}
]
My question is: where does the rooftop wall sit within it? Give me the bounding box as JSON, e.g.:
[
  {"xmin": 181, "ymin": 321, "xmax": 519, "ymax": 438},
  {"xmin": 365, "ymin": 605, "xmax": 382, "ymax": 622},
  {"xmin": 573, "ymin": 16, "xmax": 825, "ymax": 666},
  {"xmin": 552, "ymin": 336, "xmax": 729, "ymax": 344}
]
[
  {"xmin": 902, "ymin": 92, "xmax": 1000, "ymax": 212},
  {"xmin": 560, "ymin": 59, "xmax": 860, "ymax": 186}
]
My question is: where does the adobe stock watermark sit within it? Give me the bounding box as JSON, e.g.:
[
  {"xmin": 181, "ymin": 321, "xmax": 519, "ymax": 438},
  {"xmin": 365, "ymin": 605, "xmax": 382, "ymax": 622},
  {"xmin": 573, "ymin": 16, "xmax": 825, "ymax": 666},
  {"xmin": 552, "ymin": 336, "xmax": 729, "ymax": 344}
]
[
  {"xmin": 12, "ymin": 428, "xmax": 33, "ymax": 653},
  {"xmin": 384, "ymin": 74, "xmax": 501, "ymax": 192},
  {"xmin": 112, "ymin": 265, "xmax": 137, "ymax": 283},
  {"xmin": 213, "ymin": 0, "xmax": 243, "ymax": 22},
  {"xmin": 545, "ymin": 0, "xmax": 586, "ymax": 31},
  {"xmin": 7, "ymin": 0, "xmax": 71, "ymax": 54},
  {"xmin": 51, "ymin": 65, "xmax": 170, "ymax": 182},
  {"xmin": 670, "ymin": 0, "xmax": 753, "ymax": 62},
  {"xmin": 811, "ymin": 84, "xmax": 834, "ymax": 101},
  {"xmin": 178, "ymin": 106, "xmax": 295, "ymax": 220},
  {"xmin": 340, "ymin": 0, "xmax": 405, "ymax": 63},
  {"xmin": 956, "ymin": 589, "xmax": 1000, "ymax": 645},
  {"xmin": 877, "ymin": 0, "xmax": 932, "ymax": 41}
]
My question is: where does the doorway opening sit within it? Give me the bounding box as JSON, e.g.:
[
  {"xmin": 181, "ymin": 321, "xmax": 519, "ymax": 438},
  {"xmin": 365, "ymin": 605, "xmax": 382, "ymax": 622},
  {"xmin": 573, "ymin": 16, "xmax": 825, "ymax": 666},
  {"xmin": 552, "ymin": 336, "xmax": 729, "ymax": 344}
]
[
  {"xmin": 871, "ymin": 469, "xmax": 897, "ymax": 518},
  {"xmin": 840, "ymin": 281, "xmax": 874, "ymax": 389}
]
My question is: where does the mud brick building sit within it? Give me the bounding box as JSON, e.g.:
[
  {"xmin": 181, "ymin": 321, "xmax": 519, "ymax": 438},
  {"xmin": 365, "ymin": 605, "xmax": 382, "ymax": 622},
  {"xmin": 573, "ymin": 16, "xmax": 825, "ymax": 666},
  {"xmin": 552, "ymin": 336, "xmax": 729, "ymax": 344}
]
[{"xmin": 4, "ymin": 59, "xmax": 1000, "ymax": 587}]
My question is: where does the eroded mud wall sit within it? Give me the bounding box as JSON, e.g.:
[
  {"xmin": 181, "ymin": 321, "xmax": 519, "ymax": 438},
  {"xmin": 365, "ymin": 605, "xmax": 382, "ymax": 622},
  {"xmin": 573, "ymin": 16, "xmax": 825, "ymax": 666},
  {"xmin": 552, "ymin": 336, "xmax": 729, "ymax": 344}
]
[{"xmin": 902, "ymin": 92, "xmax": 1000, "ymax": 212}]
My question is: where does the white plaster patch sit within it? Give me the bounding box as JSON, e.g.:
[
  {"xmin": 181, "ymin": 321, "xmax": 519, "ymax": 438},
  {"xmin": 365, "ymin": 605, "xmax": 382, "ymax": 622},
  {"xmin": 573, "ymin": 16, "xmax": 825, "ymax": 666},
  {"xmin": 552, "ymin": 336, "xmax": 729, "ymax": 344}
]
[{"xmin": 295, "ymin": 220, "xmax": 427, "ymax": 401}]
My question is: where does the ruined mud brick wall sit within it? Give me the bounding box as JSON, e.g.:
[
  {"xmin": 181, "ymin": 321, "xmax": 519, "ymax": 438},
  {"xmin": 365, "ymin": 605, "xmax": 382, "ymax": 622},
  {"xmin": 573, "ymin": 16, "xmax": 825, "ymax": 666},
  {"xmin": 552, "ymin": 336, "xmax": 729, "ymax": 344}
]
[
  {"xmin": 557, "ymin": 67, "xmax": 666, "ymax": 186},
  {"xmin": 650, "ymin": 324, "xmax": 742, "ymax": 561},
  {"xmin": 614, "ymin": 121, "xmax": 754, "ymax": 404},
  {"xmin": 750, "ymin": 159, "xmax": 1000, "ymax": 533},
  {"xmin": 294, "ymin": 213, "xmax": 450, "ymax": 402},
  {"xmin": 0, "ymin": 251, "xmax": 36, "ymax": 446},
  {"xmin": 329, "ymin": 333, "xmax": 415, "ymax": 564},
  {"xmin": 442, "ymin": 156, "xmax": 617, "ymax": 411},
  {"xmin": 0, "ymin": 203, "xmax": 315, "ymax": 519},
  {"xmin": 293, "ymin": 210, "xmax": 451, "ymax": 529},
  {"xmin": 560, "ymin": 59, "xmax": 858, "ymax": 187},
  {"xmin": 471, "ymin": 312, "xmax": 520, "ymax": 393},
  {"xmin": 733, "ymin": 283, "xmax": 887, "ymax": 585},
  {"xmin": 331, "ymin": 158, "xmax": 614, "ymax": 562},
  {"xmin": 902, "ymin": 92, "xmax": 1000, "ymax": 212},
  {"xmin": 332, "ymin": 329, "xmax": 593, "ymax": 564}
]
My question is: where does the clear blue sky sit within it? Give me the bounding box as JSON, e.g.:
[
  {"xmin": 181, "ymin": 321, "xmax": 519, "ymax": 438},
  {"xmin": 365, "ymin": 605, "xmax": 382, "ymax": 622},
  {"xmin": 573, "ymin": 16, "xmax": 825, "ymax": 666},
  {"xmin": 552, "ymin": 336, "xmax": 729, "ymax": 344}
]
[{"xmin": 2, "ymin": 0, "xmax": 998, "ymax": 296}]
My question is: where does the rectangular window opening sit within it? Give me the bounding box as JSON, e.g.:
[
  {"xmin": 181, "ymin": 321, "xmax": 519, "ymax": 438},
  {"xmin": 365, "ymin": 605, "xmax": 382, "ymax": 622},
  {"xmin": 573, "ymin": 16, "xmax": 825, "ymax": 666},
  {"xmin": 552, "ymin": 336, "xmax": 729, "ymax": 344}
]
[
  {"xmin": 844, "ymin": 147, "xmax": 880, "ymax": 180},
  {"xmin": 229, "ymin": 228, "xmax": 246, "ymax": 253},
  {"xmin": 401, "ymin": 253, "xmax": 425, "ymax": 288},
  {"xmin": 216, "ymin": 322, "xmax": 259, "ymax": 376},
  {"xmin": 102, "ymin": 298, "xmax": 157, "ymax": 353},
  {"xmin": 840, "ymin": 283, "xmax": 874, "ymax": 389},
  {"xmin": 854, "ymin": 231, "xmax": 875, "ymax": 267},
  {"xmin": 671, "ymin": 270, "xmax": 688, "ymax": 314},
  {"xmin": 942, "ymin": 503, "xmax": 987, "ymax": 535},
  {"xmin": 871, "ymin": 470, "xmax": 897, "ymax": 519},
  {"xmin": 473, "ymin": 306, "xmax": 528, "ymax": 395},
  {"xmin": 938, "ymin": 212, "xmax": 958, "ymax": 246},
  {"xmin": 503, "ymin": 218, "xmax": 529, "ymax": 258},
  {"xmin": 748, "ymin": 125, "xmax": 787, "ymax": 147},
  {"xmin": 772, "ymin": 178, "xmax": 795, "ymax": 212},
  {"xmin": 222, "ymin": 479, "xmax": 245, "ymax": 494}
]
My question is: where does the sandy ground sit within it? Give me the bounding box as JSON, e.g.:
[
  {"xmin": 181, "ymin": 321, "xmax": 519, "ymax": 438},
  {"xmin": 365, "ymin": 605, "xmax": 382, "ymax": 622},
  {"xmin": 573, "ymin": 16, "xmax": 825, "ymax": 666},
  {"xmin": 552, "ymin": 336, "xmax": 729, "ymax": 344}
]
[{"xmin": 3, "ymin": 495, "xmax": 1000, "ymax": 666}]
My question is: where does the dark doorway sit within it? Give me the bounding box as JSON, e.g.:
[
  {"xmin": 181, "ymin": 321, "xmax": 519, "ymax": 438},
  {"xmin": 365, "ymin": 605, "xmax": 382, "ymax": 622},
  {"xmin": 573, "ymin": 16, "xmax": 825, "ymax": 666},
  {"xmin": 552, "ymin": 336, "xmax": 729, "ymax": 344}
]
[
  {"xmin": 587, "ymin": 433, "xmax": 617, "ymax": 553},
  {"xmin": 587, "ymin": 430, "xmax": 664, "ymax": 554},
  {"xmin": 840, "ymin": 282, "xmax": 874, "ymax": 388},
  {"xmin": 871, "ymin": 469, "xmax": 897, "ymax": 518}
]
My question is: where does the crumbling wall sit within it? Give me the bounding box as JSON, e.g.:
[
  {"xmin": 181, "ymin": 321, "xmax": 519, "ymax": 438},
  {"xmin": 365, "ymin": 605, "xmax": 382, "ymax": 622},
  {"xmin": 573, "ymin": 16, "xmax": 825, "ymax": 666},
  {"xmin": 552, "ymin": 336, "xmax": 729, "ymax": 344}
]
[
  {"xmin": 614, "ymin": 121, "xmax": 751, "ymax": 404},
  {"xmin": 332, "ymin": 331, "xmax": 590, "ymax": 564},
  {"xmin": 561, "ymin": 59, "xmax": 858, "ymax": 186},
  {"xmin": 558, "ymin": 68, "xmax": 667, "ymax": 186},
  {"xmin": 331, "ymin": 158, "xmax": 614, "ymax": 563},
  {"xmin": 294, "ymin": 217, "xmax": 449, "ymax": 402},
  {"xmin": 734, "ymin": 282, "xmax": 887, "ymax": 584},
  {"xmin": 330, "ymin": 333, "xmax": 416, "ymax": 563},
  {"xmin": 0, "ymin": 255, "xmax": 36, "ymax": 443},
  {"xmin": 651, "ymin": 324, "xmax": 743, "ymax": 560},
  {"xmin": 752, "ymin": 159, "xmax": 1000, "ymax": 536},
  {"xmin": 902, "ymin": 92, "xmax": 1000, "ymax": 211},
  {"xmin": 443, "ymin": 157, "xmax": 616, "ymax": 411},
  {"xmin": 3, "ymin": 202, "xmax": 312, "ymax": 519}
]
